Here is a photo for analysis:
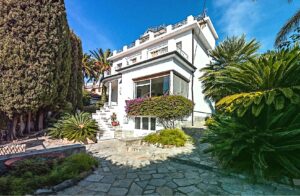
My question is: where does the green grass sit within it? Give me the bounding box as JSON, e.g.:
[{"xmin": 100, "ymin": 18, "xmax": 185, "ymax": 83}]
[
  {"xmin": 0, "ymin": 153, "xmax": 98, "ymax": 195},
  {"xmin": 143, "ymin": 128, "xmax": 191, "ymax": 147}
]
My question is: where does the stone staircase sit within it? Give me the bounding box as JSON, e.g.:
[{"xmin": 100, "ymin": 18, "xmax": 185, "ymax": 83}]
[{"xmin": 92, "ymin": 104, "xmax": 119, "ymax": 141}]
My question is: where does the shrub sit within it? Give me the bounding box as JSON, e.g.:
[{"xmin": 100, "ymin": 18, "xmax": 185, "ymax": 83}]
[
  {"xmin": 0, "ymin": 153, "xmax": 98, "ymax": 195},
  {"xmin": 126, "ymin": 95, "xmax": 194, "ymax": 128},
  {"xmin": 82, "ymin": 90, "xmax": 91, "ymax": 106},
  {"xmin": 144, "ymin": 129, "xmax": 190, "ymax": 147},
  {"xmin": 48, "ymin": 112, "xmax": 98, "ymax": 144},
  {"xmin": 202, "ymin": 105, "xmax": 300, "ymax": 179},
  {"xmin": 82, "ymin": 105, "xmax": 97, "ymax": 113}
]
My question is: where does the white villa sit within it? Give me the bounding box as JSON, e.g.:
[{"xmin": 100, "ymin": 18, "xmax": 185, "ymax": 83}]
[{"xmin": 92, "ymin": 15, "xmax": 218, "ymax": 140}]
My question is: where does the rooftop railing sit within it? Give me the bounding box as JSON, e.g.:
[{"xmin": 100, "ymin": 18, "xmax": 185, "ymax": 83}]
[{"xmin": 172, "ymin": 19, "xmax": 187, "ymax": 30}]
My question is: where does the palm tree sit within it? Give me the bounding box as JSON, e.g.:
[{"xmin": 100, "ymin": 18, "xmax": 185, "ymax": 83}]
[
  {"xmin": 81, "ymin": 53, "xmax": 95, "ymax": 87},
  {"xmin": 275, "ymin": 2, "xmax": 299, "ymax": 47},
  {"xmin": 216, "ymin": 46, "xmax": 300, "ymax": 117},
  {"xmin": 90, "ymin": 48, "xmax": 112, "ymax": 104},
  {"xmin": 200, "ymin": 35, "xmax": 260, "ymax": 102}
]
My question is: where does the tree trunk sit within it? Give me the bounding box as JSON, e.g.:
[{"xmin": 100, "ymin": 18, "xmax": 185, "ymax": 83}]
[
  {"xmin": 19, "ymin": 115, "xmax": 25, "ymax": 137},
  {"xmin": 27, "ymin": 112, "xmax": 32, "ymax": 133},
  {"xmin": 38, "ymin": 111, "xmax": 44, "ymax": 131},
  {"xmin": 8, "ymin": 115, "xmax": 18, "ymax": 140},
  {"xmin": 101, "ymin": 85, "xmax": 107, "ymax": 104}
]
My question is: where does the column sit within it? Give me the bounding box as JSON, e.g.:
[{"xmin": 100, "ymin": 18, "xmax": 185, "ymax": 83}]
[
  {"xmin": 108, "ymin": 82, "xmax": 112, "ymax": 107},
  {"xmin": 170, "ymin": 71, "xmax": 174, "ymax": 95}
]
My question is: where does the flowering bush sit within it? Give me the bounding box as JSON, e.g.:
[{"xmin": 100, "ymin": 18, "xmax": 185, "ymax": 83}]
[{"xmin": 125, "ymin": 95, "xmax": 194, "ymax": 128}]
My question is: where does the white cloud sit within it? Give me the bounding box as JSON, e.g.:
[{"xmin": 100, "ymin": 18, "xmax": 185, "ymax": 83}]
[{"xmin": 213, "ymin": 0, "xmax": 260, "ymax": 37}]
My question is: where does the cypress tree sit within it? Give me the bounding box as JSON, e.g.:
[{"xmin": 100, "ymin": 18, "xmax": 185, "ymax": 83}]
[
  {"xmin": 67, "ymin": 31, "xmax": 83, "ymax": 111},
  {"xmin": 0, "ymin": 0, "xmax": 71, "ymax": 139}
]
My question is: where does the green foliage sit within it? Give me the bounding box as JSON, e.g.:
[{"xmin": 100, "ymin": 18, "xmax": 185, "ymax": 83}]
[
  {"xmin": 126, "ymin": 95, "xmax": 194, "ymax": 128},
  {"xmin": 144, "ymin": 129, "xmax": 190, "ymax": 147},
  {"xmin": 216, "ymin": 46, "xmax": 300, "ymax": 117},
  {"xmin": 200, "ymin": 35, "xmax": 260, "ymax": 102},
  {"xmin": 82, "ymin": 90, "xmax": 92, "ymax": 106},
  {"xmin": 0, "ymin": 153, "xmax": 98, "ymax": 195},
  {"xmin": 202, "ymin": 104, "xmax": 300, "ymax": 179},
  {"xmin": 48, "ymin": 112, "xmax": 98, "ymax": 143},
  {"xmin": 0, "ymin": 0, "xmax": 72, "ymax": 118},
  {"xmin": 82, "ymin": 105, "xmax": 98, "ymax": 113},
  {"xmin": 67, "ymin": 31, "xmax": 84, "ymax": 111}
]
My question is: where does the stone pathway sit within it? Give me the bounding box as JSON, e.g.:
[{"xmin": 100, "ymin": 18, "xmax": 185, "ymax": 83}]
[{"xmin": 57, "ymin": 140, "xmax": 300, "ymax": 195}]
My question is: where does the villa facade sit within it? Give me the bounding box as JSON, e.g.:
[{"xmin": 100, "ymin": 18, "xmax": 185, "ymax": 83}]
[{"xmin": 92, "ymin": 15, "xmax": 218, "ymax": 140}]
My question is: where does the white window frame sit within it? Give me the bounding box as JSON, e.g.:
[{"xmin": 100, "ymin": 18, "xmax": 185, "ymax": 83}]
[{"xmin": 134, "ymin": 116, "xmax": 157, "ymax": 131}]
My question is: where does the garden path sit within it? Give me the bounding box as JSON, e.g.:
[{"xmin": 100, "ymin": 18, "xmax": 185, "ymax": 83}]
[{"xmin": 57, "ymin": 140, "xmax": 300, "ymax": 195}]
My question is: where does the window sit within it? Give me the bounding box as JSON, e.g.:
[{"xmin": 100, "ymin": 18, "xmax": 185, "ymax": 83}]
[
  {"xmin": 173, "ymin": 74, "xmax": 189, "ymax": 98},
  {"xmin": 135, "ymin": 75, "xmax": 170, "ymax": 98},
  {"xmin": 142, "ymin": 117, "xmax": 149, "ymax": 130},
  {"xmin": 176, "ymin": 41, "xmax": 182, "ymax": 49},
  {"xmin": 150, "ymin": 118, "xmax": 156, "ymax": 130},
  {"xmin": 135, "ymin": 117, "xmax": 141, "ymax": 129},
  {"xmin": 117, "ymin": 63, "xmax": 122, "ymax": 69},
  {"xmin": 134, "ymin": 117, "xmax": 156, "ymax": 130},
  {"xmin": 136, "ymin": 80, "xmax": 150, "ymax": 98},
  {"xmin": 131, "ymin": 57, "xmax": 137, "ymax": 64}
]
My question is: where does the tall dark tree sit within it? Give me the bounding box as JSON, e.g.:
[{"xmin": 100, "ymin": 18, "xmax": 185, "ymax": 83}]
[
  {"xmin": 0, "ymin": 0, "xmax": 72, "ymax": 139},
  {"xmin": 67, "ymin": 31, "xmax": 84, "ymax": 111}
]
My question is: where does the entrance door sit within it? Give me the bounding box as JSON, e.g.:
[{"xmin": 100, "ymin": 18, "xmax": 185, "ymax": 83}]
[{"xmin": 111, "ymin": 80, "xmax": 118, "ymax": 105}]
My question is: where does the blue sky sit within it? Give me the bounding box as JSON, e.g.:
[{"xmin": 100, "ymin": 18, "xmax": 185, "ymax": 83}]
[{"xmin": 65, "ymin": 0, "xmax": 299, "ymax": 53}]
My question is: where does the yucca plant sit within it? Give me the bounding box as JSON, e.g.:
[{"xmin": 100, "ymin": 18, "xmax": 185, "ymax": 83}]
[
  {"xmin": 48, "ymin": 112, "xmax": 98, "ymax": 144},
  {"xmin": 202, "ymin": 105, "xmax": 300, "ymax": 179}
]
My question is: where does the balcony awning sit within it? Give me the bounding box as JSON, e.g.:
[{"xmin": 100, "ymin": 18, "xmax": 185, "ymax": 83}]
[{"xmin": 102, "ymin": 73, "xmax": 122, "ymax": 83}]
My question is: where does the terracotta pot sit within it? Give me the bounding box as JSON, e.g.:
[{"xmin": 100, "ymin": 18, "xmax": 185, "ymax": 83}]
[{"xmin": 111, "ymin": 121, "xmax": 119, "ymax": 126}]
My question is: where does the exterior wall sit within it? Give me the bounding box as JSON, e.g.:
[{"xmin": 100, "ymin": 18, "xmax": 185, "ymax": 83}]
[
  {"xmin": 105, "ymin": 15, "xmax": 218, "ymax": 130},
  {"xmin": 117, "ymin": 58, "xmax": 193, "ymax": 131},
  {"xmin": 192, "ymin": 33, "xmax": 214, "ymax": 117}
]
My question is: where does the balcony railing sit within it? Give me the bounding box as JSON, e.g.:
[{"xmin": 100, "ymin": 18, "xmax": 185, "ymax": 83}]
[
  {"xmin": 176, "ymin": 47, "xmax": 188, "ymax": 60},
  {"xmin": 172, "ymin": 19, "xmax": 187, "ymax": 30}
]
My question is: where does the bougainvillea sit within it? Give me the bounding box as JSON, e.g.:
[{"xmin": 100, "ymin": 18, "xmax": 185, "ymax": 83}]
[{"xmin": 125, "ymin": 95, "xmax": 194, "ymax": 128}]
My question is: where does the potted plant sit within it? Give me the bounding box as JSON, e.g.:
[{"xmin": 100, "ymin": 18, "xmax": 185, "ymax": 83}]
[{"xmin": 111, "ymin": 113, "xmax": 119, "ymax": 126}]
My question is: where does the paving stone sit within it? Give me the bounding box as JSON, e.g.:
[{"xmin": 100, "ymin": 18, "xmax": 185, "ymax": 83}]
[
  {"xmin": 144, "ymin": 189, "xmax": 155, "ymax": 194},
  {"xmin": 126, "ymin": 173, "xmax": 138, "ymax": 179},
  {"xmin": 168, "ymin": 172, "xmax": 184, "ymax": 179},
  {"xmin": 108, "ymin": 187, "xmax": 128, "ymax": 196},
  {"xmin": 184, "ymin": 172, "xmax": 200, "ymax": 179},
  {"xmin": 177, "ymin": 185, "xmax": 200, "ymax": 194},
  {"xmin": 173, "ymin": 178, "xmax": 197, "ymax": 186},
  {"xmin": 101, "ymin": 175, "xmax": 116, "ymax": 183},
  {"xmin": 152, "ymin": 174, "xmax": 165, "ymax": 178},
  {"xmin": 156, "ymin": 186, "xmax": 173, "ymax": 196},
  {"xmin": 78, "ymin": 179, "xmax": 91, "ymax": 187},
  {"xmin": 112, "ymin": 179, "xmax": 133, "ymax": 188},
  {"xmin": 136, "ymin": 180, "xmax": 149, "ymax": 188},
  {"xmin": 157, "ymin": 167, "xmax": 169, "ymax": 173},
  {"xmin": 127, "ymin": 183, "xmax": 143, "ymax": 195},
  {"xmin": 86, "ymin": 183, "xmax": 111, "ymax": 192},
  {"xmin": 103, "ymin": 166, "xmax": 110, "ymax": 172},
  {"xmin": 139, "ymin": 174, "xmax": 151, "ymax": 180},
  {"xmin": 85, "ymin": 174, "xmax": 104, "ymax": 182},
  {"xmin": 149, "ymin": 178, "xmax": 167, "ymax": 186},
  {"xmin": 145, "ymin": 185, "xmax": 156, "ymax": 190},
  {"xmin": 165, "ymin": 181, "xmax": 178, "ymax": 189}
]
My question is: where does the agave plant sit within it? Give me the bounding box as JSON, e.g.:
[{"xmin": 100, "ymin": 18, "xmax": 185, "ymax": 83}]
[
  {"xmin": 202, "ymin": 105, "xmax": 300, "ymax": 179},
  {"xmin": 48, "ymin": 112, "xmax": 98, "ymax": 144}
]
